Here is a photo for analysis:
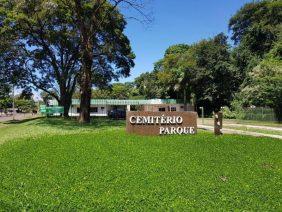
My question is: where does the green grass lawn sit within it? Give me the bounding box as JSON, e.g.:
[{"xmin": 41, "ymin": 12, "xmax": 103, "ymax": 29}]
[{"xmin": 0, "ymin": 118, "xmax": 281, "ymax": 210}]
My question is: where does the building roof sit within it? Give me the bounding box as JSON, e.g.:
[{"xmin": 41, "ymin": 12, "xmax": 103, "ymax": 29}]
[{"xmin": 49, "ymin": 99, "xmax": 181, "ymax": 106}]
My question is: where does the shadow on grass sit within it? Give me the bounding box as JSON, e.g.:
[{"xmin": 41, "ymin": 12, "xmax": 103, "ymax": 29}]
[
  {"xmin": 29, "ymin": 117, "xmax": 126, "ymax": 131},
  {"xmin": 2, "ymin": 117, "xmax": 43, "ymax": 125}
]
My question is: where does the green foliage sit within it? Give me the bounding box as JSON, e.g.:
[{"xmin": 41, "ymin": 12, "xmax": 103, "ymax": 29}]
[
  {"xmin": 91, "ymin": 89, "xmax": 112, "ymax": 99},
  {"xmin": 229, "ymin": 0, "xmax": 282, "ymax": 56},
  {"xmin": 15, "ymin": 99, "xmax": 36, "ymax": 113},
  {"xmin": 0, "ymin": 0, "xmax": 136, "ymax": 120},
  {"xmin": 0, "ymin": 32, "xmax": 26, "ymax": 89},
  {"xmin": 233, "ymin": 27, "xmax": 282, "ymax": 121},
  {"xmin": 0, "ymin": 83, "xmax": 11, "ymax": 99},
  {"xmin": 164, "ymin": 44, "xmax": 190, "ymax": 56},
  {"xmin": 237, "ymin": 59, "xmax": 282, "ymax": 121},
  {"xmin": 0, "ymin": 97, "xmax": 12, "ymax": 111},
  {"xmin": 40, "ymin": 91, "xmax": 53, "ymax": 105},
  {"xmin": 19, "ymin": 87, "xmax": 33, "ymax": 100},
  {"xmin": 0, "ymin": 0, "xmax": 81, "ymax": 116},
  {"xmin": 230, "ymin": 99, "xmax": 246, "ymax": 120},
  {"xmin": 136, "ymin": 33, "xmax": 237, "ymax": 114},
  {"xmin": 189, "ymin": 33, "xmax": 237, "ymax": 112},
  {"xmin": 229, "ymin": 0, "xmax": 282, "ymax": 87},
  {"xmin": 0, "ymin": 118, "xmax": 281, "ymax": 210},
  {"xmin": 135, "ymin": 71, "xmax": 164, "ymax": 99},
  {"xmin": 110, "ymin": 83, "xmax": 135, "ymax": 99},
  {"xmin": 221, "ymin": 107, "xmax": 237, "ymax": 119},
  {"xmin": 91, "ymin": 82, "xmax": 140, "ymax": 99}
]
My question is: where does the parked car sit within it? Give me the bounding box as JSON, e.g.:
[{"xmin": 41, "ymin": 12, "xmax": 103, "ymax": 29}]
[{"xmin": 108, "ymin": 109, "xmax": 126, "ymax": 119}]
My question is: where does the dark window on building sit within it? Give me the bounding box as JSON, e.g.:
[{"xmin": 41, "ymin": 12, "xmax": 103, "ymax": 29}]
[
  {"xmin": 90, "ymin": 107, "xmax": 98, "ymax": 113},
  {"xmin": 101, "ymin": 107, "xmax": 105, "ymax": 110},
  {"xmin": 159, "ymin": 107, "xmax": 166, "ymax": 112},
  {"xmin": 77, "ymin": 107, "xmax": 98, "ymax": 113},
  {"xmin": 181, "ymin": 106, "xmax": 184, "ymax": 109},
  {"xmin": 171, "ymin": 107, "xmax": 177, "ymax": 111}
]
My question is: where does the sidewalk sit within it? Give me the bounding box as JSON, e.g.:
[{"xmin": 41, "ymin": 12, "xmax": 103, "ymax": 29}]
[{"xmin": 223, "ymin": 123, "xmax": 282, "ymax": 131}]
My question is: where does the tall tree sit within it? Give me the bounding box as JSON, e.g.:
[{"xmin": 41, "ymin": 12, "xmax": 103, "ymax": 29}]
[
  {"xmin": 190, "ymin": 33, "xmax": 237, "ymax": 112},
  {"xmin": 0, "ymin": 0, "xmax": 147, "ymax": 120},
  {"xmin": 65, "ymin": 0, "xmax": 140, "ymax": 123},
  {"xmin": 229, "ymin": 0, "xmax": 281, "ymax": 56},
  {"xmin": 158, "ymin": 44, "xmax": 194, "ymax": 109},
  {"xmin": 135, "ymin": 71, "xmax": 163, "ymax": 99},
  {"xmin": 234, "ymin": 35, "xmax": 282, "ymax": 121},
  {"xmin": 229, "ymin": 0, "xmax": 282, "ymax": 83},
  {"xmin": 19, "ymin": 87, "xmax": 34, "ymax": 100},
  {"xmin": 0, "ymin": 31, "xmax": 26, "ymax": 96},
  {"xmin": 142, "ymin": 34, "xmax": 237, "ymax": 114},
  {"xmin": 229, "ymin": 0, "xmax": 282, "ymax": 121},
  {"xmin": 0, "ymin": 0, "xmax": 81, "ymax": 117}
]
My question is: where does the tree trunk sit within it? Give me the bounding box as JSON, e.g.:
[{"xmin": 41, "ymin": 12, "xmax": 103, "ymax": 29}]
[
  {"xmin": 63, "ymin": 95, "xmax": 72, "ymax": 118},
  {"xmin": 59, "ymin": 93, "xmax": 72, "ymax": 118},
  {"xmin": 183, "ymin": 89, "xmax": 187, "ymax": 111},
  {"xmin": 79, "ymin": 52, "xmax": 92, "ymax": 123},
  {"xmin": 74, "ymin": 0, "xmax": 95, "ymax": 123}
]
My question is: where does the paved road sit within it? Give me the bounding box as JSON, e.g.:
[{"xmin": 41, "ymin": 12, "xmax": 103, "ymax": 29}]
[
  {"xmin": 197, "ymin": 118, "xmax": 282, "ymax": 128},
  {"xmin": 223, "ymin": 123, "xmax": 282, "ymax": 131},
  {"xmin": 0, "ymin": 113, "xmax": 39, "ymax": 123},
  {"xmin": 198, "ymin": 124, "xmax": 282, "ymax": 140}
]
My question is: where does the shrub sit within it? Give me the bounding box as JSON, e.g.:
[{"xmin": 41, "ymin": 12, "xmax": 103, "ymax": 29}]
[{"xmin": 221, "ymin": 106, "xmax": 237, "ymax": 119}]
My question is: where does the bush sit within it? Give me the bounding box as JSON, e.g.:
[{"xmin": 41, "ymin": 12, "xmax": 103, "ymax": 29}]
[
  {"xmin": 221, "ymin": 106, "xmax": 237, "ymax": 119},
  {"xmin": 0, "ymin": 98, "xmax": 12, "ymax": 112},
  {"xmin": 230, "ymin": 99, "xmax": 246, "ymax": 119},
  {"xmin": 15, "ymin": 99, "xmax": 36, "ymax": 113}
]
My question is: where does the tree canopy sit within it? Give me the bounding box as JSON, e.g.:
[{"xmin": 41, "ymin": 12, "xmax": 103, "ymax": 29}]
[
  {"xmin": 0, "ymin": 0, "xmax": 138, "ymax": 120},
  {"xmin": 229, "ymin": 0, "xmax": 281, "ymax": 56},
  {"xmin": 135, "ymin": 33, "xmax": 237, "ymax": 113}
]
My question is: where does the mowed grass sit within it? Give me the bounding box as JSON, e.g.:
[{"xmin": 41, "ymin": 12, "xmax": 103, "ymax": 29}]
[
  {"xmin": 0, "ymin": 118, "xmax": 281, "ymax": 210},
  {"xmin": 0, "ymin": 117, "xmax": 125, "ymax": 145}
]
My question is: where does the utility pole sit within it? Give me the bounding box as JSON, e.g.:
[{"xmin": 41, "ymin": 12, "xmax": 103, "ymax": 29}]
[
  {"xmin": 12, "ymin": 84, "xmax": 15, "ymax": 120},
  {"xmin": 200, "ymin": 107, "xmax": 204, "ymax": 124}
]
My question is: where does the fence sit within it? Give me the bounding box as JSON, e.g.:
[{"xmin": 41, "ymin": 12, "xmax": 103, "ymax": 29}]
[{"xmin": 242, "ymin": 107, "xmax": 276, "ymax": 122}]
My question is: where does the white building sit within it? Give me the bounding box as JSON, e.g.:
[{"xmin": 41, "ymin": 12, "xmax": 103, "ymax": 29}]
[{"xmin": 48, "ymin": 99, "xmax": 194, "ymax": 117}]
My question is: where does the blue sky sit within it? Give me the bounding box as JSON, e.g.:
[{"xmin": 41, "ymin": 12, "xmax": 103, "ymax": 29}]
[{"xmin": 120, "ymin": 0, "xmax": 251, "ymax": 82}]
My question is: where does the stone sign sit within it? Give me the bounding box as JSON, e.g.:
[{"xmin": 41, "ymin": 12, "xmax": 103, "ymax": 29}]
[{"xmin": 126, "ymin": 111, "xmax": 198, "ymax": 136}]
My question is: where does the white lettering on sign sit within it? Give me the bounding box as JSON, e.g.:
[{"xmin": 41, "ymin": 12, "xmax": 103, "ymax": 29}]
[
  {"xmin": 129, "ymin": 116, "xmax": 136, "ymax": 124},
  {"xmin": 159, "ymin": 127, "xmax": 195, "ymax": 135},
  {"xmin": 129, "ymin": 115, "xmax": 195, "ymax": 135},
  {"xmin": 129, "ymin": 115, "xmax": 183, "ymax": 125}
]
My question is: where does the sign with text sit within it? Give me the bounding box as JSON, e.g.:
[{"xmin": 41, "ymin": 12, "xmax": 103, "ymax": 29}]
[{"xmin": 126, "ymin": 112, "xmax": 197, "ymax": 136}]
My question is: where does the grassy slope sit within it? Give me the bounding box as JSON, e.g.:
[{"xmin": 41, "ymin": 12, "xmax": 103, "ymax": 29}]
[
  {"xmin": 0, "ymin": 117, "xmax": 125, "ymax": 145},
  {"xmin": 0, "ymin": 118, "xmax": 281, "ymax": 210}
]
